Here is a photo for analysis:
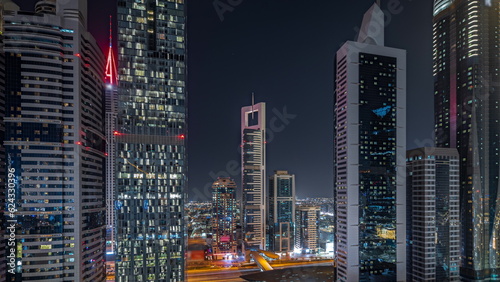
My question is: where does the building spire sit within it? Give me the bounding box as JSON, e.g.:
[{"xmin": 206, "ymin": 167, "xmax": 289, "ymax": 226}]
[{"xmin": 105, "ymin": 15, "xmax": 117, "ymax": 85}]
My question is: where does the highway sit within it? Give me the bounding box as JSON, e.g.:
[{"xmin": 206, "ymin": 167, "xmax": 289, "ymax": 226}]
[{"xmin": 187, "ymin": 260, "xmax": 334, "ymax": 282}]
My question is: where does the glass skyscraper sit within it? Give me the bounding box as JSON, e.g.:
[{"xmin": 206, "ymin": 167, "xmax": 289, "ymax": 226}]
[
  {"xmin": 268, "ymin": 170, "xmax": 295, "ymax": 253},
  {"xmin": 211, "ymin": 177, "xmax": 237, "ymax": 257},
  {"xmin": 433, "ymin": 0, "xmax": 500, "ymax": 279},
  {"xmin": 333, "ymin": 3, "xmax": 406, "ymax": 281},
  {"xmin": 241, "ymin": 102, "xmax": 266, "ymax": 250},
  {"xmin": 406, "ymin": 147, "xmax": 460, "ymax": 281},
  {"xmin": 115, "ymin": 0, "xmax": 187, "ymax": 281},
  {"xmin": 3, "ymin": 0, "xmax": 106, "ymax": 280}
]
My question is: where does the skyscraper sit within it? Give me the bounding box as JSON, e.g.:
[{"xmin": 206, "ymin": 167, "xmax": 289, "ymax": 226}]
[
  {"xmin": 333, "ymin": 3, "xmax": 406, "ymax": 281},
  {"xmin": 295, "ymin": 205, "xmax": 319, "ymax": 253},
  {"xmin": 241, "ymin": 102, "xmax": 266, "ymax": 250},
  {"xmin": 406, "ymin": 147, "xmax": 460, "ymax": 281},
  {"xmin": 211, "ymin": 177, "xmax": 237, "ymax": 258},
  {"xmin": 268, "ymin": 170, "xmax": 295, "ymax": 253},
  {"xmin": 433, "ymin": 1, "xmax": 500, "ymax": 279},
  {"xmin": 3, "ymin": 0, "xmax": 106, "ymax": 280},
  {"xmin": 115, "ymin": 0, "xmax": 187, "ymax": 281},
  {"xmin": 104, "ymin": 15, "xmax": 118, "ymax": 280}
]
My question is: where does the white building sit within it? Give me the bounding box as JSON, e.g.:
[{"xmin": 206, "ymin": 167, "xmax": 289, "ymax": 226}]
[
  {"xmin": 334, "ymin": 3, "xmax": 406, "ymax": 281},
  {"xmin": 241, "ymin": 102, "xmax": 266, "ymax": 250},
  {"xmin": 3, "ymin": 0, "xmax": 106, "ymax": 280}
]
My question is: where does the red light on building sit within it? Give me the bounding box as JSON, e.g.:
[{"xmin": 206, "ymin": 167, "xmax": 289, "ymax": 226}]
[
  {"xmin": 113, "ymin": 131, "xmax": 121, "ymax": 136},
  {"xmin": 76, "ymin": 141, "xmax": 81, "ymax": 145},
  {"xmin": 105, "ymin": 153, "xmax": 109, "ymax": 156},
  {"xmin": 75, "ymin": 53, "xmax": 81, "ymax": 57},
  {"xmin": 178, "ymin": 134, "xmax": 185, "ymax": 139}
]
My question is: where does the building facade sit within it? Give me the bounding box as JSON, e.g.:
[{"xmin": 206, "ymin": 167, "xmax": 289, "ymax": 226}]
[
  {"xmin": 241, "ymin": 102, "xmax": 266, "ymax": 250},
  {"xmin": 433, "ymin": 0, "xmax": 500, "ymax": 279},
  {"xmin": 211, "ymin": 177, "xmax": 237, "ymax": 258},
  {"xmin": 268, "ymin": 170, "xmax": 295, "ymax": 253},
  {"xmin": 406, "ymin": 147, "xmax": 460, "ymax": 281},
  {"xmin": 295, "ymin": 206, "xmax": 319, "ymax": 253},
  {"xmin": 115, "ymin": 0, "xmax": 187, "ymax": 281},
  {"xmin": 3, "ymin": 0, "xmax": 106, "ymax": 280},
  {"xmin": 333, "ymin": 3, "xmax": 406, "ymax": 281}
]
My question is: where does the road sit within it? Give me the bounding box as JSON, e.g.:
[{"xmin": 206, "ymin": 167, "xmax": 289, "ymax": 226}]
[{"xmin": 187, "ymin": 260, "xmax": 334, "ymax": 282}]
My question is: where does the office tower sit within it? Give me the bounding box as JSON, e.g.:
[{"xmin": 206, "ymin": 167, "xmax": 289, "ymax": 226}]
[
  {"xmin": 211, "ymin": 177, "xmax": 237, "ymax": 258},
  {"xmin": 241, "ymin": 102, "xmax": 266, "ymax": 250},
  {"xmin": 0, "ymin": 2, "xmax": 5, "ymax": 281},
  {"xmin": 268, "ymin": 170, "xmax": 295, "ymax": 253},
  {"xmin": 433, "ymin": 1, "xmax": 500, "ymax": 279},
  {"xmin": 295, "ymin": 206, "xmax": 319, "ymax": 253},
  {"xmin": 115, "ymin": 0, "xmax": 187, "ymax": 281},
  {"xmin": 3, "ymin": 0, "xmax": 106, "ymax": 280},
  {"xmin": 104, "ymin": 15, "xmax": 118, "ymax": 281},
  {"xmin": 333, "ymin": 3, "xmax": 406, "ymax": 281},
  {"xmin": 406, "ymin": 147, "xmax": 460, "ymax": 281}
]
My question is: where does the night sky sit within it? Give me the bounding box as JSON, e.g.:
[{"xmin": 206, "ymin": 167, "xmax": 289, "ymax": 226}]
[{"xmin": 18, "ymin": 0, "xmax": 434, "ymax": 200}]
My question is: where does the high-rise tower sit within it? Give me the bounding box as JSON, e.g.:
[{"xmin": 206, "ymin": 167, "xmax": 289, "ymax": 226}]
[
  {"xmin": 3, "ymin": 0, "xmax": 106, "ymax": 280},
  {"xmin": 406, "ymin": 147, "xmax": 460, "ymax": 281},
  {"xmin": 211, "ymin": 177, "xmax": 237, "ymax": 258},
  {"xmin": 433, "ymin": 0, "xmax": 500, "ymax": 279},
  {"xmin": 268, "ymin": 170, "xmax": 295, "ymax": 253},
  {"xmin": 333, "ymin": 3, "xmax": 406, "ymax": 281},
  {"xmin": 241, "ymin": 102, "xmax": 266, "ymax": 250},
  {"xmin": 115, "ymin": 0, "xmax": 187, "ymax": 281}
]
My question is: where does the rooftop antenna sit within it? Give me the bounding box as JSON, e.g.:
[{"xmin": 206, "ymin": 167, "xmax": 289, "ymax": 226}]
[
  {"xmin": 105, "ymin": 15, "xmax": 118, "ymax": 85},
  {"xmin": 251, "ymin": 92, "xmax": 255, "ymax": 119}
]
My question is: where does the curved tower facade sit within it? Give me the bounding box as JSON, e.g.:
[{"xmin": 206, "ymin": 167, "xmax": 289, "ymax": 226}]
[
  {"xmin": 433, "ymin": 0, "xmax": 500, "ymax": 280},
  {"xmin": 3, "ymin": 0, "xmax": 106, "ymax": 280}
]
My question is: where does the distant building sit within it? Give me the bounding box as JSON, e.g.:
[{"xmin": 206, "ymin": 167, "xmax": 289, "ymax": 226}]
[
  {"xmin": 211, "ymin": 177, "xmax": 237, "ymax": 258},
  {"xmin": 268, "ymin": 170, "xmax": 295, "ymax": 253},
  {"xmin": 295, "ymin": 206, "xmax": 320, "ymax": 253},
  {"xmin": 333, "ymin": 3, "xmax": 406, "ymax": 281},
  {"xmin": 407, "ymin": 147, "xmax": 460, "ymax": 281},
  {"xmin": 241, "ymin": 102, "xmax": 266, "ymax": 249}
]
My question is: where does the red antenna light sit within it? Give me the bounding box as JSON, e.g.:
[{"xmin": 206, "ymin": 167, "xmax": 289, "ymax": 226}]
[{"xmin": 105, "ymin": 15, "xmax": 118, "ymax": 85}]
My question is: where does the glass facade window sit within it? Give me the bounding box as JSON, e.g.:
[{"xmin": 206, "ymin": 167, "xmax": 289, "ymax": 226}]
[{"xmin": 115, "ymin": 1, "xmax": 187, "ymax": 281}]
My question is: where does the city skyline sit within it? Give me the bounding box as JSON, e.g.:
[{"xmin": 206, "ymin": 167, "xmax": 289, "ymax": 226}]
[
  {"xmin": 3, "ymin": 1, "xmax": 495, "ymax": 281},
  {"xmin": 16, "ymin": 0, "xmax": 434, "ymax": 200}
]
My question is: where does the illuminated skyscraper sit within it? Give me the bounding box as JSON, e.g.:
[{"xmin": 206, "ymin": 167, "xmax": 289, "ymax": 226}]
[
  {"xmin": 3, "ymin": 0, "xmax": 106, "ymax": 280},
  {"xmin": 333, "ymin": 3, "xmax": 406, "ymax": 281},
  {"xmin": 268, "ymin": 170, "xmax": 295, "ymax": 253},
  {"xmin": 115, "ymin": 0, "xmax": 187, "ymax": 281},
  {"xmin": 433, "ymin": 1, "xmax": 500, "ymax": 280},
  {"xmin": 104, "ymin": 15, "xmax": 118, "ymax": 281},
  {"xmin": 295, "ymin": 206, "xmax": 319, "ymax": 253},
  {"xmin": 406, "ymin": 147, "xmax": 460, "ymax": 281},
  {"xmin": 211, "ymin": 177, "xmax": 237, "ymax": 258},
  {"xmin": 241, "ymin": 102, "xmax": 266, "ymax": 250}
]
